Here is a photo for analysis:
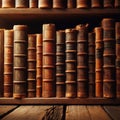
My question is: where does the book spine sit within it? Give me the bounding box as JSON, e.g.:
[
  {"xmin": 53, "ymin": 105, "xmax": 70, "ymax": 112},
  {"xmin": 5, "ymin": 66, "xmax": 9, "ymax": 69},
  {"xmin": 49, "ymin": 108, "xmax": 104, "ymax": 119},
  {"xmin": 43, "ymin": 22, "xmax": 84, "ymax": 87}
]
[
  {"xmin": 0, "ymin": 29, "xmax": 4, "ymax": 97},
  {"xmin": 13, "ymin": 25, "xmax": 28, "ymax": 99},
  {"xmin": 88, "ymin": 32, "xmax": 95, "ymax": 97},
  {"xmin": 38, "ymin": 0, "xmax": 52, "ymax": 8},
  {"xmin": 2, "ymin": 0, "xmax": 15, "ymax": 8},
  {"xmin": 94, "ymin": 27, "xmax": 103, "ymax": 97},
  {"xmin": 15, "ymin": 0, "xmax": 29, "ymax": 8},
  {"xmin": 91, "ymin": 0, "xmax": 102, "ymax": 8},
  {"xmin": 76, "ymin": 24, "xmax": 88, "ymax": 98},
  {"xmin": 115, "ymin": 0, "xmax": 120, "ymax": 8},
  {"xmin": 102, "ymin": 18, "xmax": 116, "ymax": 98},
  {"xmin": 27, "ymin": 34, "xmax": 36, "ymax": 97},
  {"xmin": 36, "ymin": 34, "xmax": 42, "ymax": 97},
  {"xmin": 4, "ymin": 30, "xmax": 13, "ymax": 97},
  {"xmin": 103, "ymin": 0, "xmax": 114, "ymax": 8},
  {"xmin": 67, "ymin": 0, "xmax": 76, "ymax": 8},
  {"xmin": 65, "ymin": 28, "xmax": 77, "ymax": 98},
  {"xmin": 53, "ymin": 0, "xmax": 66, "ymax": 8},
  {"xmin": 77, "ymin": 0, "xmax": 89, "ymax": 8},
  {"xmin": 56, "ymin": 30, "xmax": 65, "ymax": 97},
  {"xmin": 42, "ymin": 24, "xmax": 56, "ymax": 97},
  {"xmin": 29, "ymin": 0, "xmax": 38, "ymax": 8}
]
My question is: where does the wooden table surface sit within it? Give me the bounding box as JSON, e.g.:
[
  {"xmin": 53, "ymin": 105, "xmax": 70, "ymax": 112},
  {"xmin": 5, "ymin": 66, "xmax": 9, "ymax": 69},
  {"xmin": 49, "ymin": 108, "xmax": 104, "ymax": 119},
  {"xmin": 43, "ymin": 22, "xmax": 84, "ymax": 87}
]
[{"xmin": 0, "ymin": 105, "xmax": 120, "ymax": 120}]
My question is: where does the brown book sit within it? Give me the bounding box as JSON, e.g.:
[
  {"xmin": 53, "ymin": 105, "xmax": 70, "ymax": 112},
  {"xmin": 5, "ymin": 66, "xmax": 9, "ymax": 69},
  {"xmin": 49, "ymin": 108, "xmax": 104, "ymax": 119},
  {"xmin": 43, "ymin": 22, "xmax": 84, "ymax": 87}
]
[
  {"xmin": 38, "ymin": 0, "xmax": 52, "ymax": 8},
  {"xmin": 4, "ymin": 30, "xmax": 13, "ymax": 97},
  {"xmin": 29, "ymin": 0, "xmax": 38, "ymax": 8},
  {"xmin": 27, "ymin": 34, "xmax": 36, "ymax": 97},
  {"xmin": 76, "ymin": 24, "xmax": 88, "ymax": 98},
  {"xmin": 102, "ymin": 18, "xmax": 116, "ymax": 98},
  {"xmin": 65, "ymin": 28, "xmax": 77, "ymax": 98},
  {"xmin": 36, "ymin": 34, "xmax": 42, "ymax": 97},
  {"xmin": 13, "ymin": 25, "xmax": 28, "ymax": 99},
  {"xmin": 42, "ymin": 24, "xmax": 56, "ymax": 97},
  {"xmin": 15, "ymin": 0, "xmax": 29, "ymax": 8},
  {"xmin": 77, "ymin": 0, "xmax": 89, "ymax": 8},
  {"xmin": 0, "ymin": 29, "xmax": 4, "ymax": 97},
  {"xmin": 53, "ymin": 0, "xmax": 66, "ymax": 8},
  {"xmin": 94, "ymin": 27, "xmax": 103, "ymax": 97},
  {"xmin": 91, "ymin": 0, "xmax": 102, "ymax": 8},
  {"xmin": 2, "ymin": 0, "xmax": 15, "ymax": 8},
  {"xmin": 67, "ymin": 0, "xmax": 76, "ymax": 8},
  {"xmin": 115, "ymin": 0, "xmax": 120, "ymax": 8},
  {"xmin": 56, "ymin": 30, "xmax": 65, "ymax": 97},
  {"xmin": 103, "ymin": 0, "xmax": 114, "ymax": 8}
]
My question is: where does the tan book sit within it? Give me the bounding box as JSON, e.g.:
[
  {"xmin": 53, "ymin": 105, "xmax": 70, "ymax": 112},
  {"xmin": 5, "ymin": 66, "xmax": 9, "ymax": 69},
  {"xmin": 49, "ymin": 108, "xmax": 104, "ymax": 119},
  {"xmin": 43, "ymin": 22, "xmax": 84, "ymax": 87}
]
[
  {"xmin": 15, "ymin": 0, "xmax": 29, "ymax": 8},
  {"xmin": 2, "ymin": 0, "xmax": 15, "ymax": 8},
  {"xmin": 77, "ymin": 0, "xmax": 89, "ymax": 8},
  {"xmin": 53, "ymin": 0, "xmax": 66, "ymax": 8},
  {"xmin": 29, "ymin": 0, "xmax": 38, "ymax": 8},
  {"xmin": 91, "ymin": 0, "xmax": 102, "ymax": 8},
  {"xmin": 67, "ymin": 0, "xmax": 76, "ymax": 8},
  {"xmin": 38, "ymin": 0, "xmax": 52, "ymax": 8}
]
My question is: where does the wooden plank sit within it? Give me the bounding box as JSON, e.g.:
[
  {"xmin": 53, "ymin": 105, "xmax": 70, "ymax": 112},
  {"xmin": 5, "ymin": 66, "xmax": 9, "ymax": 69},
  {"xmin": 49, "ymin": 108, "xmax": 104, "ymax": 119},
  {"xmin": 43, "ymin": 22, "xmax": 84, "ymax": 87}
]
[
  {"xmin": 2, "ymin": 105, "xmax": 63, "ymax": 120},
  {"xmin": 66, "ymin": 105, "xmax": 90, "ymax": 120},
  {"xmin": 87, "ymin": 106, "xmax": 111, "ymax": 120},
  {"xmin": 103, "ymin": 106, "xmax": 120, "ymax": 120}
]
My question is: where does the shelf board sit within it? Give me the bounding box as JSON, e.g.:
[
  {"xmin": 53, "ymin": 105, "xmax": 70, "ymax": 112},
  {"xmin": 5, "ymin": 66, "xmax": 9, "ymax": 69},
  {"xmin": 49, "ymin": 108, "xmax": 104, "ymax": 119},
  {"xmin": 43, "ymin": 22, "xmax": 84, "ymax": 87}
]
[{"xmin": 0, "ymin": 98, "xmax": 120, "ymax": 105}]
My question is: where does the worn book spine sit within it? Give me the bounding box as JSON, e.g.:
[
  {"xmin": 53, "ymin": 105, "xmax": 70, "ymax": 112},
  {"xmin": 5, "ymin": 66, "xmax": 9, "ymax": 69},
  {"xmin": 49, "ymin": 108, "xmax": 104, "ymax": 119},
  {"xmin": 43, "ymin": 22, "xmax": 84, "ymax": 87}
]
[
  {"xmin": 29, "ymin": 0, "xmax": 38, "ymax": 8},
  {"xmin": 102, "ymin": 18, "xmax": 116, "ymax": 98},
  {"xmin": 56, "ymin": 30, "xmax": 65, "ymax": 97},
  {"xmin": 2, "ymin": 0, "xmax": 15, "ymax": 8},
  {"xmin": 0, "ymin": 29, "xmax": 4, "ymax": 97},
  {"xmin": 77, "ymin": 0, "xmax": 89, "ymax": 8},
  {"xmin": 15, "ymin": 0, "xmax": 29, "ymax": 8},
  {"xmin": 4, "ymin": 30, "xmax": 13, "ymax": 97},
  {"xmin": 13, "ymin": 25, "xmax": 28, "ymax": 99},
  {"xmin": 42, "ymin": 24, "xmax": 56, "ymax": 97},
  {"xmin": 115, "ymin": 0, "xmax": 120, "ymax": 8},
  {"xmin": 53, "ymin": 0, "xmax": 66, "ymax": 8},
  {"xmin": 36, "ymin": 34, "xmax": 42, "ymax": 97},
  {"xmin": 76, "ymin": 24, "xmax": 88, "ymax": 98},
  {"xmin": 65, "ymin": 28, "xmax": 77, "ymax": 98},
  {"xmin": 67, "ymin": 0, "xmax": 76, "ymax": 8},
  {"xmin": 38, "ymin": 0, "xmax": 52, "ymax": 8},
  {"xmin": 94, "ymin": 27, "xmax": 103, "ymax": 97},
  {"xmin": 27, "ymin": 34, "xmax": 36, "ymax": 97},
  {"xmin": 103, "ymin": 0, "xmax": 114, "ymax": 8},
  {"xmin": 91, "ymin": 0, "xmax": 102, "ymax": 8}
]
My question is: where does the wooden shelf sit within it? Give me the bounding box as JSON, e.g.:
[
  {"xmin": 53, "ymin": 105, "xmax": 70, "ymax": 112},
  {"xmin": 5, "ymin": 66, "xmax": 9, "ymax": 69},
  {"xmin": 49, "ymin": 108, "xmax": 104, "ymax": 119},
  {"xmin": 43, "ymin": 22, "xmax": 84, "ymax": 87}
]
[{"xmin": 0, "ymin": 98, "xmax": 120, "ymax": 105}]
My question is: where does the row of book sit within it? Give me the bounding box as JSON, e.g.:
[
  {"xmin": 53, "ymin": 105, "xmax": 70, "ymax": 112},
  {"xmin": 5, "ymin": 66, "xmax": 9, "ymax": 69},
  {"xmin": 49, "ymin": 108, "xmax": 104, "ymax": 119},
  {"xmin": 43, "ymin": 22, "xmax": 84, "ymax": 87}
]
[
  {"xmin": 0, "ymin": 18, "xmax": 120, "ymax": 99},
  {"xmin": 0, "ymin": 0, "xmax": 120, "ymax": 8}
]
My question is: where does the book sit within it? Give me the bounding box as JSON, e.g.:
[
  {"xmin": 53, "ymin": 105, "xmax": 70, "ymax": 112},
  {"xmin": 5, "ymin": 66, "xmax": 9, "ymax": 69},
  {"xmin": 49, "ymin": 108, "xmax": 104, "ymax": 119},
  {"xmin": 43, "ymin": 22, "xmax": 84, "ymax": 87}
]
[
  {"xmin": 15, "ymin": 0, "xmax": 29, "ymax": 8},
  {"xmin": 77, "ymin": 0, "xmax": 89, "ymax": 8},
  {"xmin": 4, "ymin": 30, "xmax": 13, "ymax": 97},
  {"xmin": 29, "ymin": 0, "xmax": 38, "ymax": 8},
  {"xmin": 38, "ymin": 0, "xmax": 52, "ymax": 8},
  {"xmin": 42, "ymin": 24, "xmax": 56, "ymax": 97},
  {"xmin": 27, "ymin": 34, "xmax": 36, "ymax": 97},
  {"xmin": 13, "ymin": 25, "xmax": 28, "ymax": 99},
  {"xmin": 2, "ymin": 0, "xmax": 15, "ymax": 8},
  {"xmin": 56, "ymin": 30, "xmax": 65, "ymax": 97},
  {"xmin": 76, "ymin": 24, "xmax": 88, "ymax": 98},
  {"xmin": 103, "ymin": 0, "xmax": 114, "ymax": 8},
  {"xmin": 65, "ymin": 28, "xmax": 77, "ymax": 98},
  {"xmin": 94, "ymin": 27, "xmax": 103, "ymax": 97},
  {"xmin": 36, "ymin": 34, "xmax": 42, "ymax": 97},
  {"xmin": 67, "ymin": 0, "xmax": 76, "ymax": 8},
  {"xmin": 115, "ymin": 0, "xmax": 120, "ymax": 8},
  {"xmin": 91, "ymin": 0, "xmax": 102, "ymax": 8},
  {"xmin": 53, "ymin": 0, "xmax": 66, "ymax": 8},
  {"xmin": 0, "ymin": 29, "xmax": 4, "ymax": 97}
]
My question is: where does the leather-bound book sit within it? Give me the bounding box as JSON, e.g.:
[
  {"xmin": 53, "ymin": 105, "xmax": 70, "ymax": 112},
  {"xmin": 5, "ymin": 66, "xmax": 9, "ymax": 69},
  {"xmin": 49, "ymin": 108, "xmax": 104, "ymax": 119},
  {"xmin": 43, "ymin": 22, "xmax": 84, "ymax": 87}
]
[
  {"xmin": 42, "ymin": 24, "xmax": 56, "ymax": 97},
  {"xmin": 29, "ymin": 0, "xmax": 38, "ymax": 8},
  {"xmin": 15, "ymin": 0, "xmax": 29, "ymax": 8},
  {"xmin": 102, "ymin": 18, "xmax": 116, "ymax": 98},
  {"xmin": 36, "ymin": 34, "xmax": 42, "ymax": 97},
  {"xmin": 103, "ymin": 0, "xmax": 114, "ymax": 8},
  {"xmin": 91, "ymin": 0, "xmax": 102, "ymax": 8},
  {"xmin": 13, "ymin": 25, "xmax": 28, "ymax": 99},
  {"xmin": 56, "ymin": 30, "xmax": 65, "ymax": 97},
  {"xmin": 115, "ymin": 0, "xmax": 120, "ymax": 8},
  {"xmin": 65, "ymin": 28, "xmax": 77, "ymax": 98},
  {"xmin": 53, "ymin": 0, "xmax": 66, "ymax": 8},
  {"xmin": 76, "ymin": 24, "xmax": 88, "ymax": 98},
  {"xmin": 77, "ymin": 0, "xmax": 89, "ymax": 8},
  {"xmin": 38, "ymin": 0, "xmax": 52, "ymax": 8},
  {"xmin": 0, "ymin": 29, "xmax": 4, "ymax": 97},
  {"xmin": 4, "ymin": 30, "xmax": 13, "ymax": 97},
  {"xmin": 88, "ymin": 32, "xmax": 95, "ymax": 97},
  {"xmin": 67, "ymin": 0, "xmax": 76, "ymax": 8},
  {"xmin": 2, "ymin": 0, "xmax": 15, "ymax": 8},
  {"xmin": 94, "ymin": 27, "xmax": 103, "ymax": 97},
  {"xmin": 27, "ymin": 34, "xmax": 36, "ymax": 97}
]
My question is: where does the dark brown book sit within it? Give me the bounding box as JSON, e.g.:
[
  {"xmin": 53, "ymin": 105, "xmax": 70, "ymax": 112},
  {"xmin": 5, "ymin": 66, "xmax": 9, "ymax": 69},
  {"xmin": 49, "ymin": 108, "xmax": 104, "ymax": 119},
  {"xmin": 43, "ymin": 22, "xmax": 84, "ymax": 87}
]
[
  {"xmin": 77, "ymin": 0, "xmax": 89, "ymax": 8},
  {"xmin": 42, "ymin": 24, "xmax": 56, "ymax": 97},
  {"xmin": 27, "ymin": 34, "xmax": 36, "ymax": 97},
  {"xmin": 0, "ymin": 29, "xmax": 4, "ymax": 97},
  {"xmin": 36, "ymin": 34, "xmax": 42, "ymax": 97},
  {"xmin": 15, "ymin": 0, "xmax": 29, "ymax": 8},
  {"xmin": 4, "ymin": 30, "xmax": 13, "ymax": 97},
  {"xmin": 53, "ymin": 0, "xmax": 66, "ymax": 8},
  {"xmin": 94, "ymin": 27, "xmax": 103, "ymax": 97},
  {"xmin": 2, "ymin": 0, "xmax": 15, "ymax": 8},
  {"xmin": 115, "ymin": 0, "xmax": 120, "ymax": 8},
  {"xmin": 56, "ymin": 30, "xmax": 65, "ymax": 97},
  {"xmin": 103, "ymin": 0, "xmax": 114, "ymax": 8},
  {"xmin": 91, "ymin": 0, "xmax": 102, "ymax": 8},
  {"xmin": 29, "ymin": 0, "xmax": 38, "ymax": 8},
  {"xmin": 13, "ymin": 25, "xmax": 28, "ymax": 99},
  {"xmin": 67, "ymin": 0, "xmax": 76, "ymax": 8},
  {"xmin": 38, "ymin": 0, "xmax": 52, "ymax": 8},
  {"xmin": 76, "ymin": 24, "xmax": 88, "ymax": 98},
  {"xmin": 65, "ymin": 28, "xmax": 77, "ymax": 98}
]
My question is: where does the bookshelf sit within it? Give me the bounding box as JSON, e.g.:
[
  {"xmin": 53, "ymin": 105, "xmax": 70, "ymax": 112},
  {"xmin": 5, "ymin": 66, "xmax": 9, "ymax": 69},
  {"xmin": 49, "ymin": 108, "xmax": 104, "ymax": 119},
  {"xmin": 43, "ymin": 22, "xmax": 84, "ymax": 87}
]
[{"xmin": 0, "ymin": 8, "xmax": 120, "ymax": 105}]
